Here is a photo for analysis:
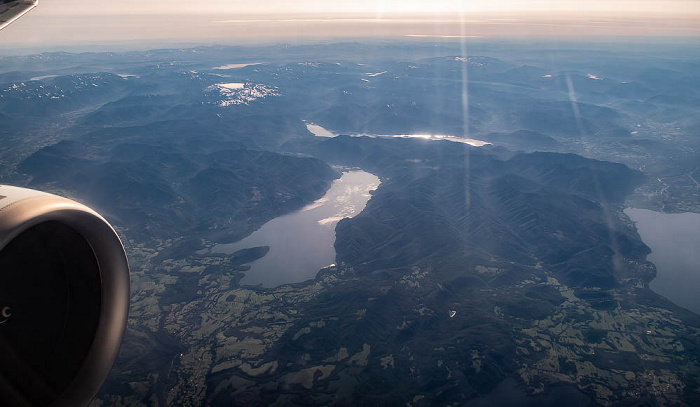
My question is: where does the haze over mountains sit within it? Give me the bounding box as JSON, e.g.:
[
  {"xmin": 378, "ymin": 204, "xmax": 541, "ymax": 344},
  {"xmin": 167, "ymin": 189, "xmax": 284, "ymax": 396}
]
[{"xmin": 1, "ymin": 41, "xmax": 698, "ymax": 406}]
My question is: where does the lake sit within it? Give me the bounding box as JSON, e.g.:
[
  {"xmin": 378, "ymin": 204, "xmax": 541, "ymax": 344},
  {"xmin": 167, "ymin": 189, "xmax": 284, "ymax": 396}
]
[
  {"xmin": 625, "ymin": 208, "xmax": 700, "ymax": 314},
  {"xmin": 304, "ymin": 122, "xmax": 490, "ymax": 147},
  {"xmin": 212, "ymin": 170, "xmax": 380, "ymax": 287}
]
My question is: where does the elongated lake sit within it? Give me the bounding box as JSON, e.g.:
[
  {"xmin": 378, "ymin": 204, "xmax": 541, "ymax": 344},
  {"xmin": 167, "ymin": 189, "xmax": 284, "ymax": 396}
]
[
  {"xmin": 212, "ymin": 170, "xmax": 380, "ymax": 287},
  {"xmin": 625, "ymin": 208, "xmax": 700, "ymax": 315},
  {"xmin": 304, "ymin": 122, "xmax": 490, "ymax": 146}
]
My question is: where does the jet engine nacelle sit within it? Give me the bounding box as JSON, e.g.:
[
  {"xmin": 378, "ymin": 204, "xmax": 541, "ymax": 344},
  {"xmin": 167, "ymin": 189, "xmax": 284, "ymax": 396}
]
[{"xmin": 0, "ymin": 185, "xmax": 129, "ymax": 407}]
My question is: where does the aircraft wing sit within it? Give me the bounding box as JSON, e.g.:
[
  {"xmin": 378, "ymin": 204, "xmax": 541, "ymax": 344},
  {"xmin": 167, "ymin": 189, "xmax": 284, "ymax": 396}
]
[{"xmin": 0, "ymin": 0, "xmax": 37, "ymax": 31}]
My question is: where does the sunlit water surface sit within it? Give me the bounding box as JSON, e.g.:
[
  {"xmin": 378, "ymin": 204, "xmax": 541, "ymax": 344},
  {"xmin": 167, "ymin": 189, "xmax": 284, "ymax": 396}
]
[
  {"xmin": 304, "ymin": 122, "xmax": 490, "ymax": 146},
  {"xmin": 212, "ymin": 170, "xmax": 379, "ymax": 287}
]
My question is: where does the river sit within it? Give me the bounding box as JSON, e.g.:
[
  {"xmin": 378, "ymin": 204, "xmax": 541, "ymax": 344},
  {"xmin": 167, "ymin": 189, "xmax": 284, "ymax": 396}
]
[
  {"xmin": 212, "ymin": 170, "xmax": 380, "ymax": 287},
  {"xmin": 625, "ymin": 208, "xmax": 700, "ymax": 314}
]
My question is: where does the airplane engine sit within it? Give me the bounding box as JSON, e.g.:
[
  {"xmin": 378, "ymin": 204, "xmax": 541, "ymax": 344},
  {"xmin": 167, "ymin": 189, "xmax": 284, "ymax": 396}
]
[{"xmin": 0, "ymin": 185, "xmax": 129, "ymax": 407}]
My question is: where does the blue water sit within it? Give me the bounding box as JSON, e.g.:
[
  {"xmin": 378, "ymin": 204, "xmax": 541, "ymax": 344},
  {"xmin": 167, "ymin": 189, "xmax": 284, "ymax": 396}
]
[{"xmin": 625, "ymin": 208, "xmax": 700, "ymax": 314}]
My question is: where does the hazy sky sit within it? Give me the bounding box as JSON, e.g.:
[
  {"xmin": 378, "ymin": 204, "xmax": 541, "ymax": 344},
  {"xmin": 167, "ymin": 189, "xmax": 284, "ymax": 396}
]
[
  {"xmin": 1, "ymin": 0, "xmax": 698, "ymax": 49},
  {"xmin": 32, "ymin": 0, "xmax": 700, "ymax": 16}
]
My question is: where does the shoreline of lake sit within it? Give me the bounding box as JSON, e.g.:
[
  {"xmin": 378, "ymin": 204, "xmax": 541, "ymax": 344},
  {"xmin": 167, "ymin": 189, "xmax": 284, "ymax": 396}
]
[
  {"xmin": 212, "ymin": 170, "xmax": 380, "ymax": 287},
  {"xmin": 625, "ymin": 208, "xmax": 700, "ymax": 315}
]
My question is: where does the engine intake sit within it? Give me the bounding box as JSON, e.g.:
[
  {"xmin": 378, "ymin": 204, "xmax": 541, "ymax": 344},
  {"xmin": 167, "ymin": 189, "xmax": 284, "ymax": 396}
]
[{"xmin": 0, "ymin": 186, "xmax": 129, "ymax": 407}]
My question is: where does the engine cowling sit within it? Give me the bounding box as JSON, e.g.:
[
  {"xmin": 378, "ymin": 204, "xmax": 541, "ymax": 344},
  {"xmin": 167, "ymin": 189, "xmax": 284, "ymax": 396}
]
[{"xmin": 0, "ymin": 185, "xmax": 129, "ymax": 407}]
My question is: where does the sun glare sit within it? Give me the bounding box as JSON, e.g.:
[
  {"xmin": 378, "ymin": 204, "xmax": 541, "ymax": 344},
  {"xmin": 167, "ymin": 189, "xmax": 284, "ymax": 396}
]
[{"xmin": 1, "ymin": 0, "xmax": 697, "ymax": 48}]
